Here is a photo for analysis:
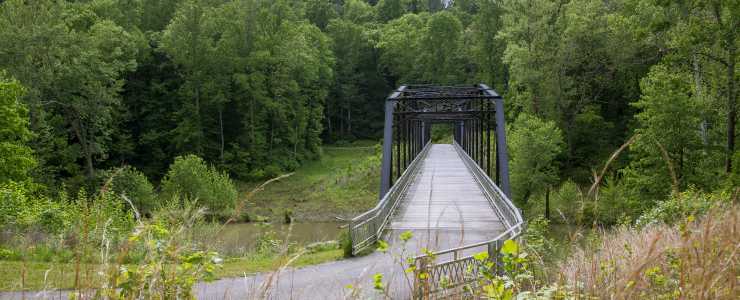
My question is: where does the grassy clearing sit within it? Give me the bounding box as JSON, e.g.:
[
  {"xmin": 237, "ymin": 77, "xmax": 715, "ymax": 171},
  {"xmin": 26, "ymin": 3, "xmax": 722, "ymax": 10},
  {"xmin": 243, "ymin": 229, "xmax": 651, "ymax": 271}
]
[
  {"xmin": 0, "ymin": 249, "xmax": 344, "ymax": 291},
  {"xmin": 242, "ymin": 140, "xmax": 380, "ymax": 221}
]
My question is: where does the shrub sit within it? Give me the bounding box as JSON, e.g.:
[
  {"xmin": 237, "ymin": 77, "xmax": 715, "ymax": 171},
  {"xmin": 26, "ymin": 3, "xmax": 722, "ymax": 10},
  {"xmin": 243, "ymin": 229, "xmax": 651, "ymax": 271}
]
[
  {"xmin": 338, "ymin": 230, "xmax": 353, "ymax": 258},
  {"xmin": 527, "ymin": 180, "xmax": 581, "ymax": 223},
  {"xmin": 73, "ymin": 188, "xmax": 135, "ymax": 249},
  {"xmin": 636, "ymin": 187, "xmax": 731, "ymax": 227},
  {"xmin": 581, "ymin": 179, "xmax": 645, "ymax": 226},
  {"xmin": 160, "ymin": 155, "xmax": 238, "ymax": 217},
  {"xmin": 101, "ymin": 203, "xmax": 221, "ymax": 299},
  {"xmin": 0, "ymin": 181, "xmax": 72, "ymax": 234},
  {"xmin": 102, "ymin": 166, "xmax": 156, "ymax": 216}
]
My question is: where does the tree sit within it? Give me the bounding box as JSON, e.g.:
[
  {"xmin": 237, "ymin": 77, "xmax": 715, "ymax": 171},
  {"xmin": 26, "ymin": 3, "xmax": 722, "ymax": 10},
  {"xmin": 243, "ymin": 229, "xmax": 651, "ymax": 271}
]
[
  {"xmin": 326, "ymin": 18, "xmax": 388, "ymax": 140},
  {"xmin": 660, "ymin": 0, "xmax": 739, "ymax": 173},
  {"xmin": 377, "ymin": 13, "xmax": 426, "ymax": 84},
  {"xmin": 105, "ymin": 166, "xmax": 156, "ymax": 216},
  {"xmin": 418, "ymin": 11, "xmax": 467, "ymax": 84},
  {"xmin": 160, "ymin": 0, "xmax": 218, "ymax": 156},
  {"xmin": 306, "ymin": 0, "xmax": 339, "ymax": 30},
  {"xmin": 624, "ymin": 64, "xmax": 703, "ymax": 197},
  {"xmin": 468, "ymin": 0, "xmax": 507, "ymax": 91},
  {"xmin": 0, "ymin": 73, "xmax": 36, "ymax": 183},
  {"xmin": 509, "ymin": 113, "xmax": 564, "ymax": 204},
  {"xmin": 0, "ymin": 0, "xmax": 138, "ymax": 183},
  {"xmin": 377, "ymin": 0, "xmax": 406, "ymax": 22}
]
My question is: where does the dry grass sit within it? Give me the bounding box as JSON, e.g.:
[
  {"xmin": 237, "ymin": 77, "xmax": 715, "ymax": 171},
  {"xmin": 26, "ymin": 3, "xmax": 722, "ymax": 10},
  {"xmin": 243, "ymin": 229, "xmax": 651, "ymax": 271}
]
[{"xmin": 560, "ymin": 205, "xmax": 739, "ymax": 299}]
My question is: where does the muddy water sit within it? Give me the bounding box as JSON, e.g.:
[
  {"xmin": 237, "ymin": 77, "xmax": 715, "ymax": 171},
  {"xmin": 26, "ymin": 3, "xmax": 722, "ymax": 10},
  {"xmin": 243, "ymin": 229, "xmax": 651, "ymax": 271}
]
[{"xmin": 198, "ymin": 222, "xmax": 344, "ymax": 256}]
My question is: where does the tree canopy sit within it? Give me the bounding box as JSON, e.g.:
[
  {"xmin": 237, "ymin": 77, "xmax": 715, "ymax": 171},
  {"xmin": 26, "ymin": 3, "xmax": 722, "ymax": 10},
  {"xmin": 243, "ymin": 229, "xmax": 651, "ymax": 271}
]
[{"xmin": 0, "ymin": 0, "xmax": 735, "ymax": 223}]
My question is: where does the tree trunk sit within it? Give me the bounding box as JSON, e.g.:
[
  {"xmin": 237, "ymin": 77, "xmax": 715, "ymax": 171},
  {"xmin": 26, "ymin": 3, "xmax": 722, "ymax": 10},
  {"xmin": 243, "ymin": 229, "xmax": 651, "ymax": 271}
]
[
  {"xmin": 545, "ymin": 187, "xmax": 550, "ymax": 220},
  {"xmin": 347, "ymin": 107, "xmax": 352, "ymax": 137},
  {"xmin": 195, "ymin": 83, "xmax": 202, "ymax": 154},
  {"xmin": 693, "ymin": 53, "xmax": 710, "ymax": 145},
  {"xmin": 726, "ymin": 45, "xmax": 737, "ymax": 173},
  {"xmin": 71, "ymin": 118, "xmax": 94, "ymax": 180},
  {"xmin": 219, "ymin": 107, "xmax": 224, "ymax": 162}
]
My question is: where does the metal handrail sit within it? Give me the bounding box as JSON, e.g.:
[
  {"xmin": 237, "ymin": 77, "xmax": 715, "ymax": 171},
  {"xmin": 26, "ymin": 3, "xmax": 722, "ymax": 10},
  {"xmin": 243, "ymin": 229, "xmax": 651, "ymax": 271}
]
[
  {"xmin": 349, "ymin": 142, "xmax": 432, "ymax": 255},
  {"xmin": 412, "ymin": 141, "xmax": 524, "ymax": 298}
]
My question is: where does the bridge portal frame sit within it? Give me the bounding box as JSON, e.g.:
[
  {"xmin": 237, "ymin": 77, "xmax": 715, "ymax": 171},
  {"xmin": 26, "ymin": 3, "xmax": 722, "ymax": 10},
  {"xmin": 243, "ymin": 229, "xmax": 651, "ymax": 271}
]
[{"xmin": 379, "ymin": 84, "xmax": 511, "ymax": 200}]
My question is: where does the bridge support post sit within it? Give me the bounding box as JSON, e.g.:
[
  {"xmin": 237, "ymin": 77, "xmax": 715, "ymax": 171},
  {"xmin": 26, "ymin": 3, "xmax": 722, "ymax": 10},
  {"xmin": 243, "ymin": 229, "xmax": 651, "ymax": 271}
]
[
  {"xmin": 494, "ymin": 96, "xmax": 511, "ymax": 198},
  {"xmin": 479, "ymin": 84, "xmax": 512, "ymax": 199},
  {"xmin": 380, "ymin": 86, "xmax": 405, "ymax": 199},
  {"xmin": 380, "ymin": 100, "xmax": 395, "ymax": 199}
]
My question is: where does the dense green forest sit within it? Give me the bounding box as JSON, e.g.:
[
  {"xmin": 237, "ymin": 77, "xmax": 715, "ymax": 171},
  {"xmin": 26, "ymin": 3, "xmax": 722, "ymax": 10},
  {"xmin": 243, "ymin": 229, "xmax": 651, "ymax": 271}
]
[
  {"xmin": 0, "ymin": 0, "xmax": 737, "ymax": 298},
  {"xmin": 1, "ymin": 0, "xmax": 736, "ymax": 218}
]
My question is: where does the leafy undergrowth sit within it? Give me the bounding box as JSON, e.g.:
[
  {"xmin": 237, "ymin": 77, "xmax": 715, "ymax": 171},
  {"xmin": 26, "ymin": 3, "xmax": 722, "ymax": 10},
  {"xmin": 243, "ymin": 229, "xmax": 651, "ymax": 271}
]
[
  {"xmin": 0, "ymin": 249, "xmax": 344, "ymax": 291},
  {"xmin": 242, "ymin": 141, "xmax": 380, "ymax": 222}
]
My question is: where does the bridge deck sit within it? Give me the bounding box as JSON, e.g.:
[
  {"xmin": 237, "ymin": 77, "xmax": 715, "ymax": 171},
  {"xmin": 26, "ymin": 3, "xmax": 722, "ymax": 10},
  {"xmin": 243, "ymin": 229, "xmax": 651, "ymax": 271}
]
[{"xmin": 386, "ymin": 144, "xmax": 504, "ymax": 251}]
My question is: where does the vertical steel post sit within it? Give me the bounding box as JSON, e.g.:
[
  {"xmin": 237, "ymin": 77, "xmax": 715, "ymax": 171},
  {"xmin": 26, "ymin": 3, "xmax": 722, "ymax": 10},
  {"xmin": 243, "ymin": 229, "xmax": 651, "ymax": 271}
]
[
  {"xmin": 486, "ymin": 100, "xmax": 492, "ymax": 177},
  {"xmin": 405, "ymin": 118, "xmax": 410, "ymax": 168},
  {"xmin": 394, "ymin": 112, "xmax": 400, "ymax": 182},
  {"xmin": 380, "ymin": 86, "xmax": 405, "ymax": 199},
  {"xmin": 480, "ymin": 84, "xmax": 510, "ymax": 197},
  {"xmin": 380, "ymin": 100, "xmax": 396, "ymax": 199},
  {"xmin": 494, "ymin": 97, "xmax": 511, "ymax": 198}
]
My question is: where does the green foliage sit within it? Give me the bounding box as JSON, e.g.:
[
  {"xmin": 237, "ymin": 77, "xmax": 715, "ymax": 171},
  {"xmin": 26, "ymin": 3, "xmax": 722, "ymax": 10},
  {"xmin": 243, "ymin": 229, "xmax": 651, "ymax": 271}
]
[
  {"xmin": 0, "ymin": 73, "xmax": 35, "ymax": 183},
  {"xmin": 523, "ymin": 217, "xmax": 552, "ymax": 257},
  {"xmin": 102, "ymin": 205, "xmax": 221, "ymax": 299},
  {"xmin": 338, "ymin": 230, "xmax": 353, "ymax": 258},
  {"xmin": 377, "ymin": 10, "xmax": 468, "ymax": 85},
  {"xmin": 326, "ymin": 17, "xmax": 389, "ymax": 141},
  {"xmin": 418, "ymin": 11, "xmax": 466, "ymax": 84},
  {"xmin": 0, "ymin": 182, "xmax": 72, "ymax": 234},
  {"xmin": 624, "ymin": 64, "xmax": 703, "ymax": 198},
  {"xmin": 636, "ymin": 187, "xmax": 732, "ymax": 227},
  {"xmin": 376, "ymin": 0, "xmax": 407, "ymax": 22},
  {"xmin": 0, "ymin": 0, "xmax": 140, "ymax": 184},
  {"xmin": 509, "ymin": 114, "xmax": 564, "ymax": 204},
  {"xmin": 160, "ymin": 155, "xmax": 238, "ymax": 217},
  {"xmin": 305, "ymin": 0, "xmax": 339, "ymax": 30},
  {"xmin": 102, "ymin": 166, "xmax": 156, "ymax": 216},
  {"xmin": 377, "ymin": 13, "xmax": 427, "ymax": 83}
]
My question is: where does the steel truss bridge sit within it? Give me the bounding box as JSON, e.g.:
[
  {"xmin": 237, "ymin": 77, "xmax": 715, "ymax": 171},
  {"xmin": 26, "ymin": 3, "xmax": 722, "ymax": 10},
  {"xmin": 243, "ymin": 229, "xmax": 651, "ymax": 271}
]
[{"xmin": 349, "ymin": 84, "xmax": 524, "ymax": 298}]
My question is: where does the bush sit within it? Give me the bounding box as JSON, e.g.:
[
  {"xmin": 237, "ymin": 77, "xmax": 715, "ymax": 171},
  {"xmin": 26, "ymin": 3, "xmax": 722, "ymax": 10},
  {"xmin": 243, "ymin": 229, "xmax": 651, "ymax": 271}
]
[
  {"xmin": 636, "ymin": 187, "xmax": 731, "ymax": 227},
  {"xmin": 0, "ymin": 181, "xmax": 72, "ymax": 234},
  {"xmin": 102, "ymin": 166, "xmax": 156, "ymax": 216},
  {"xmin": 581, "ymin": 179, "xmax": 645, "ymax": 226},
  {"xmin": 338, "ymin": 230, "xmax": 353, "ymax": 258},
  {"xmin": 160, "ymin": 155, "xmax": 238, "ymax": 217},
  {"xmin": 527, "ymin": 180, "xmax": 581, "ymax": 223}
]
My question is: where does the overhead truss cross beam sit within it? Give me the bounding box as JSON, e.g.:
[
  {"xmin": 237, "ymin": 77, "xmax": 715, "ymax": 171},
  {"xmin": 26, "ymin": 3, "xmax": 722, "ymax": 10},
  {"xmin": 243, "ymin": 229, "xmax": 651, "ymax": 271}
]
[{"xmin": 379, "ymin": 84, "xmax": 511, "ymax": 199}]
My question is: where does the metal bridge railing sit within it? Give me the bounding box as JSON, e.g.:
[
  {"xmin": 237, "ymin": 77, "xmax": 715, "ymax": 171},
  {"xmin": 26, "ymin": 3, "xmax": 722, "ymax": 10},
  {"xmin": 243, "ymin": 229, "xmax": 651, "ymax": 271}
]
[
  {"xmin": 412, "ymin": 141, "xmax": 524, "ymax": 299},
  {"xmin": 349, "ymin": 142, "xmax": 432, "ymax": 255}
]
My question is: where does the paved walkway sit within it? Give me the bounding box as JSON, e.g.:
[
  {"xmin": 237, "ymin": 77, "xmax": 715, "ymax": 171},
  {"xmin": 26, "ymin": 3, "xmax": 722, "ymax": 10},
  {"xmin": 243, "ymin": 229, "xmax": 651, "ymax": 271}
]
[{"xmin": 0, "ymin": 144, "xmax": 504, "ymax": 300}]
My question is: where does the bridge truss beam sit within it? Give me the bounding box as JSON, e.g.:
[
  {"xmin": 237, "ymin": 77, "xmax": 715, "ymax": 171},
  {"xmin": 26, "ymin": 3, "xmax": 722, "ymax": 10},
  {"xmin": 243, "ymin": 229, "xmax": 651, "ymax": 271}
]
[{"xmin": 379, "ymin": 84, "xmax": 511, "ymax": 200}]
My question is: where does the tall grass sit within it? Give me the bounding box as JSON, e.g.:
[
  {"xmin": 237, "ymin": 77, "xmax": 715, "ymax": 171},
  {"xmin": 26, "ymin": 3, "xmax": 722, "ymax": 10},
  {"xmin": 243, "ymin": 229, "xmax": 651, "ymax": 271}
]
[{"xmin": 560, "ymin": 205, "xmax": 738, "ymax": 299}]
